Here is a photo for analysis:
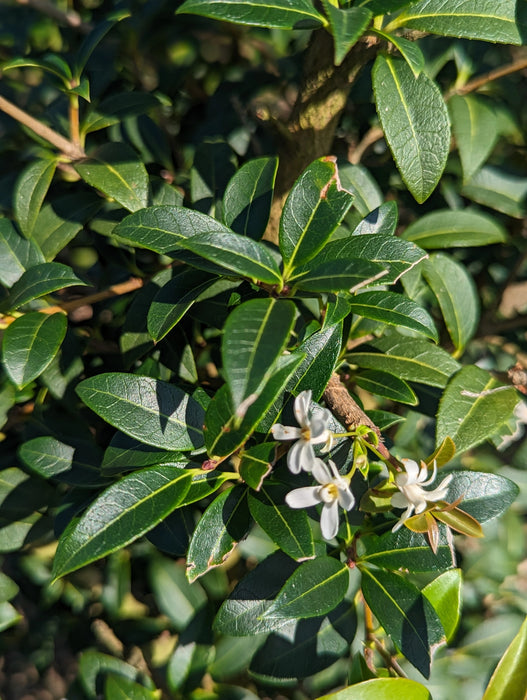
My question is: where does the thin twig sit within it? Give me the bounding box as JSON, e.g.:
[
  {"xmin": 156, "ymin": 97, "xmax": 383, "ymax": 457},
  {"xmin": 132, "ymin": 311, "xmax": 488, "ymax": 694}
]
[
  {"xmin": 349, "ymin": 126, "xmax": 384, "ymax": 164},
  {"xmin": 41, "ymin": 277, "xmax": 144, "ymax": 314},
  {"xmin": 445, "ymin": 54, "xmax": 527, "ymax": 99},
  {"xmin": 0, "ymin": 94, "xmax": 85, "ymax": 160}
]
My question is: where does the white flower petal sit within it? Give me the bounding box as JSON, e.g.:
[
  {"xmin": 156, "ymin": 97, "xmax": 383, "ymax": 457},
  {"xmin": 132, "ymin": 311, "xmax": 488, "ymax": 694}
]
[
  {"xmin": 294, "ymin": 390, "xmax": 312, "ymax": 428},
  {"xmin": 309, "ymin": 415, "xmax": 330, "ymax": 442},
  {"xmin": 312, "ymin": 458, "xmax": 332, "ymax": 485},
  {"xmin": 320, "ymin": 501, "xmax": 339, "ymax": 540},
  {"xmin": 392, "ymin": 504, "xmax": 414, "ymax": 532},
  {"xmin": 391, "ymin": 491, "xmax": 409, "ymax": 509},
  {"xmin": 271, "ymin": 424, "xmax": 302, "ymax": 441},
  {"xmin": 425, "ymin": 474, "xmax": 453, "ymax": 502},
  {"xmin": 286, "ymin": 486, "xmax": 321, "ymax": 509},
  {"xmin": 415, "ymin": 501, "xmax": 427, "ymax": 514},
  {"xmin": 288, "ymin": 439, "xmax": 315, "ymax": 474},
  {"xmin": 338, "ymin": 486, "xmax": 355, "ymax": 511},
  {"xmin": 420, "ymin": 459, "xmax": 437, "ymax": 486},
  {"xmin": 402, "ymin": 458, "xmax": 420, "ymax": 483}
]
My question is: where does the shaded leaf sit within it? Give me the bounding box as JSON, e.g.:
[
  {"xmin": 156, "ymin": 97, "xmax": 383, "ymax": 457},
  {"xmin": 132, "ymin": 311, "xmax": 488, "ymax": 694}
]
[
  {"xmin": 401, "ymin": 209, "xmax": 506, "ymax": 248},
  {"xmin": 0, "ymin": 219, "xmax": 44, "ymax": 288},
  {"xmin": 176, "ymin": 0, "xmax": 327, "ymax": 29},
  {"xmin": 356, "ymin": 527, "xmax": 455, "ymax": 572},
  {"xmin": 462, "ymin": 166, "xmax": 527, "ymax": 218},
  {"xmin": 482, "ymin": 616, "xmax": 527, "ymax": 700},
  {"xmin": 1, "ymin": 262, "xmax": 86, "ymax": 312},
  {"xmin": 223, "ymin": 157, "xmax": 278, "ymax": 239},
  {"xmin": 444, "ymin": 470, "xmax": 519, "ymax": 523},
  {"xmin": 322, "ymin": 4, "xmax": 372, "ymax": 66},
  {"xmin": 348, "ymin": 290, "xmax": 438, "ymax": 340},
  {"xmin": 239, "ymin": 443, "xmax": 274, "ymax": 490},
  {"xmin": 14, "ymin": 158, "xmax": 57, "ymax": 237},
  {"xmin": 449, "ymin": 94, "xmax": 498, "ymax": 181},
  {"xmin": 355, "ymin": 369, "xmax": 417, "ymax": 405}
]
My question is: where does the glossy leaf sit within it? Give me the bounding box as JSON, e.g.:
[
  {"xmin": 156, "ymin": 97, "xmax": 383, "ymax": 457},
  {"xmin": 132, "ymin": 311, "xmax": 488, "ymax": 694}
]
[
  {"xmin": 291, "ymin": 258, "xmax": 386, "ymax": 293},
  {"xmin": 321, "ymin": 3, "xmax": 372, "ymax": 66},
  {"xmin": 104, "ymin": 675, "xmax": 159, "ymax": 700},
  {"xmin": 373, "ymin": 29, "xmax": 425, "ymax": 77},
  {"xmin": 482, "ymin": 616, "xmax": 527, "ymax": 700},
  {"xmin": 444, "ymin": 470, "xmax": 519, "ymax": 523},
  {"xmin": 0, "ymin": 219, "xmax": 44, "ymax": 287},
  {"xmin": 355, "ymin": 369, "xmax": 417, "ymax": 405},
  {"xmin": 74, "ymin": 143, "xmax": 149, "ymax": 212},
  {"xmin": 348, "ymin": 332, "xmax": 460, "ymax": 387},
  {"xmin": 280, "ymin": 157, "xmax": 354, "ymax": 274},
  {"xmin": 14, "ymin": 158, "xmax": 57, "ymax": 237},
  {"xmin": 434, "ymin": 507, "xmax": 483, "ymax": 538},
  {"xmin": 239, "ymin": 443, "xmax": 274, "ymax": 490},
  {"xmin": 318, "ymin": 677, "xmax": 432, "ymax": 700},
  {"xmin": 422, "ymin": 569, "xmax": 462, "ymax": 642},
  {"xmin": 19, "ymin": 436, "xmax": 105, "ymax": 487},
  {"xmin": 401, "ymin": 209, "xmax": 506, "ymax": 248},
  {"xmin": 348, "ymin": 290, "xmax": 438, "ymax": 341},
  {"xmin": 101, "ymin": 432, "xmax": 184, "ymax": 475},
  {"xmin": 187, "ymin": 485, "xmax": 251, "ymax": 582},
  {"xmin": 356, "ymin": 527, "xmax": 455, "ymax": 572},
  {"xmin": 263, "ymin": 557, "xmax": 348, "ymax": 620},
  {"xmin": 76, "ymin": 373, "xmax": 205, "ymax": 450},
  {"xmin": 176, "ymin": 0, "xmax": 327, "ymax": 29},
  {"xmin": 52, "ymin": 465, "xmax": 192, "ymax": 579},
  {"xmin": 449, "ymin": 94, "xmax": 498, "ymax": 181},
  {"xmin": 436, "ymin": 365, "xmax": 519, "ymax": 453},
  {"xmin": 462, "ymin": 166, "xmax": 527, "ymax": 218},
  {"xmin": 352, "ymin": 201, "xmax": 398, "ymax": 236},
  {"xmin": 223, "ymin": 157, "xmax": 278, "ymax": 239},
  {"xmin": 290, "ymin": 321, "xmax": 343, "ymax": 398},
  {"xmin": 373, "ymin": 55, "xmax": 450, "ymax": 203},
  {"xmin": 394, "ymin": 0, "xmax": 527, "ymax": 45},
  {"xmin": 248, "ymin": 485, "xmax": 314, "ymax": 561},
  {"xmin": 360, "ymin": 566, "xmax": 445, "ymax": 677},
  {"xmin": 222, "ymin": 298, "xmax": 296, "ymax": 409},
  {"xmin": 1, "ymin": 262, "xmax": 86, "ymax": 312},
  {"xmin": 2, "ymin": 312, "xmax": 67, "ymax": 388},
  {"xmin": 422, "ymin": 253, "xmax": 479, "ymax": 352}
]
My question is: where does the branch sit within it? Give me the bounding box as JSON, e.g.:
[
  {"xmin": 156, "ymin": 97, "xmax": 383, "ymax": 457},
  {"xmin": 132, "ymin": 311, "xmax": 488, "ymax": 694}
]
[
  {"xmin": 0, "ymin": 94, "xmax": 85, "ymax": 160},
  {"xmin": 445, "ymin": 54, "xmax": 527, "ymax": 99}
]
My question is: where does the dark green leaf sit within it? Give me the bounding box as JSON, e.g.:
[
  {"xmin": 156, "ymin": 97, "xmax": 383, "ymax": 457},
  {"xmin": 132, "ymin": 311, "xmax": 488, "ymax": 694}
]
[
  {"xmin": 373, "ymin": 55, "xmax": 450, "ymax": 202},
  {"xmin": 422, "ymin": 253, "xmax": 479, "ymax": 352},
  {"xmin": 339, "ymin": 163, "xmax": 382, "ymax": 217},
  {"xmin": 19, "ymin": 436, "xmax": 105, "ymax": 487},
  {"xmin": 248, "ymin": 485, "xmax": 314, "ymax": 560},
  {"xmin": 223, "ymin": 157, "xmax": 278, "ymax": 239},
  {"xmin": 348, "ymin": 290, "xmax": 438, "ymax": 341},
  {"xmin": 74, "ymin": 143, "xmax": 149, "ymax": 212},
  {"xmin": 321, "ymin": 4, "xmax": 372, "ymax": 66},
  {"xmin": 82, "ymin": 92, "xmax": 161, "ymax": 134},
  {"xmin": 2, "ymin": 312, "xmax": 67, "ymax": 388},
  {"xmin": 348, "ymin": 332, "xmax": 460, "ymax": 387},
  {"xmin": 52, "ymin": 465, "xmax": 192, "ymax": 579},
  {"xmin": 360, "ymin": 566, "xmax": 445, "ymax": 677},
  {"xmin": 263, "ymin": 557, "xmax": 348, "ymax": 620},
  {"xmin": 444, "ymin": 470, "xmax": 519, "ymax": 523},
  {"xmin": 14, "ymin": 158, "xmax": 57, "ymax": 237},
  {"xmin": 149, "ymin": 556, "xmax": 207, "ymax": 630},
  {"xmin": 401, "ymin": 209, "xmax": 507, "ymax": 248},
  {"xmin": 0, "ymin": 219, "xmax": 44, "ymax": 287},
  {"xmin": 186, "ymin": 485, "xmax": 250, "ymax": 582},
  {"xmin": 355, "ymin": 369, "xmax": 417, "ymax": 405},
  {"xmin": 291, "ymin": 258, "xmax": 386, "ymax": 292},
  {"xmin": 222, "ymin": 298, "xmax": 296, "ymax": 409},
  {"xmin": 356, "ymin": 527, "xmax": 455, "ymax": 572},
  {"xmin": 191, "ymin": 139, "xmax": 237, "ymax": 215},
  {"xmin": 436, "ymin": 365, "xmax": 519, "ymax": 453},
  {"xmin": 101, "ymin": 432, "xmax": 184, "ymax": 475},
  {"xmin": 281, "ymin": 157, "xmax": 354, "ymax": 274},
  {"xmin": 176, "ymin": 0, "xmax": 327, "ymax": 29},
  {"xmin": 74, "ymin": 14, "xmax": 128, "ymax": 78},
  {"xmin": 1, "ymin": 55, "xmax": 72, "ymax": 84},
  {"xmin": 1, "ymin": 262, "xmax": 86, "ymax": 312},
  {"xmin": 393, "ymin": 0, "xmax": 527, "ymax": 45},
  {"xmin": 462, "ymin": 167, "xmax": 527, "ymax": 218},
  {"xmin": 239, "ymin": 443, "xmax": 274, "ymax": 490},
  {"xmin": 373, "ymin": 29, "xmax": 425, "ymax": 77},
  {"xmin": 78, "ymin": 650, "xmax": 154, "ymax": 700},
  {"xmin": 352, "ymin": 201, "xmax": 398, "ymax": 236},
  {"xmin": 76, "ymin": 373, "xmax": 205, "ymax": 450},
  {"xmin": 449, "ymin": 94, "xmax": 498, "ymax": 181}
]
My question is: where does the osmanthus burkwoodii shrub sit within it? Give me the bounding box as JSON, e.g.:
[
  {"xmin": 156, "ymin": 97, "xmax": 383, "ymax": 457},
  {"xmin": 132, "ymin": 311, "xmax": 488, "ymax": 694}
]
[{"xmin": 11, "ymin": 156, "xmax": 519, "ymax": 688}]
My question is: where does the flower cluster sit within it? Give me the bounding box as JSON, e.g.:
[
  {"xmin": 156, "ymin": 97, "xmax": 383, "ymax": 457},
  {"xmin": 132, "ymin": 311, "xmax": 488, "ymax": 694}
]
[{"xmin": 272, "ymin": 390, "xmax": 453, "ymax": 541}]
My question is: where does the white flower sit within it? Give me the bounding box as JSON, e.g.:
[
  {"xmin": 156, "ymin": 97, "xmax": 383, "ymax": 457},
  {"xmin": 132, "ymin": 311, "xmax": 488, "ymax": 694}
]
[
  {"xmin": 285, "ymin": 459, "xmax": 355, "ymax": 540},
  {"xmin": 271, "ymin": 389, "xmax": 333, "ymax": 474},
  {"xmin": 391, "ymin": 459, "xmax": 453, "ymax": 532}
]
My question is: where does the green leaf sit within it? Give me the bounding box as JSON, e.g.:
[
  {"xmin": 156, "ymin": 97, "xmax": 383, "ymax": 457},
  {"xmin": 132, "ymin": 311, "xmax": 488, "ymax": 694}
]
[
  {"xmin": 373, "ymin": 55, "xmax": 450, "ymax": 203},
  {"xmin": 14, "ymin": 158, "xmax": 57, "ymax": 237},
  {"xmin": 360, "ymin": 566, "xmax": 445, "ymax": 677},
  {"xmin": 462, "ymin": 166, "xmax": 527, "ymax": 218},
  {"xmin": 210, "ymin": 636, "xmax": 267, "ymax": 681},
  {"xmin": 352, "ymin": 201, "xmax": 398, "ymax": 236},
  {"xmin": 74, "ymin": 143, "xmax": 149, "ymax": 212},
  {"xmin": 393, "ymin": 0, "xmax": 527, "ymax": 45},
  {"xmin": 149, "ymin": 556, "xmax": 207, "ymax": 630},
  {"xmin": 186, "ymin": 485, "xmax": 250, "ymax": 582},
  {"xmin": 78, "ymin": 650, "xmax": 154, "ymax": 700},
  {"xmin": 449, "ymin": 94, "xmax": 498, "ymax": 181},
  {"xmin": 214, "ymin": 551, "xmax": 300, "ymax": 636},
  {"xmin": 52, "ymin": 465, "xmax": 192, "ymax": 579},
  {"xmin": 102, "ymin": 433, "xmax": 184, "ymax": 475},
  {"xmin": 239, "ymin": 443, "xmax": 274, "ymax": 490},
  {"xmin": 104, "ymin": 674, "xmax": 159, "ymax": 700},
  {"xmin": 372, "ymin": 29, "xmax": 425, "ymax": 77},
  {"xmin": 82, "ymin": 92, "xmax": 161, "ymax": 134},
  {"xmin": 76, "ymin": 373, "xmax": 205, "ymax": 450},
  {"xmin": 348, "ymin": 290, "xmax": 438, "ymax": 341},
  {"xmin": 436, "ymin": 365, "xmax": 519, "ymax": 453},
  {"xmin": 318, "ymin": 677, "xmax": 432, "ymax": 700},
  {"xmin": 176, "ymin": 231, "xmax": 283, "ymax": 285},
  {"xmin": 422, "ymin": 253, "xmax": 479, "ymax": 352},
  {"xmin": 222, "ymin": 298, "xmax": 296, "ymax": 409},
  {"xmin": 444, "ymin": 470, "xmax": 519, "ymax": 524},
  {"xmin": 0, "ymin": 262, "xmax": 86, "ymax": 312},
  {"xmin": 291, "ymin": 258, "xmax": 386, "ymax": 292},
  {"xmin": 355, "ymin": 369, "xmax": 417, "ymax": 405},
  {"xmin": 262, "ymin": 557, "xmax": 349, "ymax": 620},
  {"xmin": 191, "ymin": 139, "xmax": 237, "ymax": 215},
  {"xmin": 348, "ymin": 332, "xmax": 460, "ymax": 387},
  {"xmin": 147, "ymin": 269, "xmax": 214, "ymax": 341},
  {"xmin": 248, "ymin": 485, "xmax": 314, "ymax": 561},
  {"xmin": 32, "ymin": 192, "xmax": 102, "ymax": 260},
  {"xmin": 223, "ymin": 157, "xmax": 278, "ymax": 240},
  {"xmin": 401, "ymin": 209, "xmax": 507, "ymax": 248},
  {"xmin": 0, "ymin": 602, "xmax": 22, "ymax": 633},
  {"xmin": 339, "ymin": 163, "xmax": 382, "ymax": 217},
  {"xmin": 1, "ymin": 55, "xmax": 72, "ymax": 84},
  {"xmin": 321, "ymin": 4, "xmax": 372, "ymax": 66},
  {"xmin": 74, "ymin": 15, "xmax": 128, "ymax": 79},
  {"xmin": 360, "ymin": 1, "xmax": 417, "ymax": 15},
  {"xmin": 0, "ymin": 218, "xmax": 44, "ymax": 287},
  {"xmin": 2, "ymin": 312, "xmax": 67, "ymax": 388},
  {"xmin": 422, "ymin": 569, "xmax": 462, "ymax": 642},
  {"xmin": 19, "ymin": 436, "xmax": 105, "ymax": 487},
  {"xmin": 176, "ymin": 0, "xmax": 327, "ymax": 29},
  {"xmin": 356, "ymin": 527, "xmax": 455, "ymax": 572},
  {"xmin": 280, "ymin": 157, "xmax": 354, "ymax": 274},
  {"xmin": 482, "ymin": 616, "xmax": 527, "ymax": 700}
]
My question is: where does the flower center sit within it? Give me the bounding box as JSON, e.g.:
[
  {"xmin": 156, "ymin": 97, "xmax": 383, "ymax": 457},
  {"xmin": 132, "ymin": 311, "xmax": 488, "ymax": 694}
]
[
  {"xmin": 301, "ymin": 426, "xmax": 311, "ymax": 441},
  {"xmin": 320, "ymin": 483, "xmax": 338, "ymax": 503}
]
